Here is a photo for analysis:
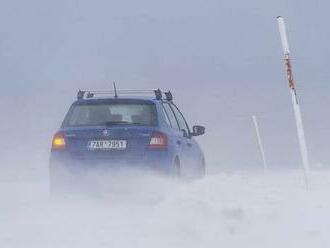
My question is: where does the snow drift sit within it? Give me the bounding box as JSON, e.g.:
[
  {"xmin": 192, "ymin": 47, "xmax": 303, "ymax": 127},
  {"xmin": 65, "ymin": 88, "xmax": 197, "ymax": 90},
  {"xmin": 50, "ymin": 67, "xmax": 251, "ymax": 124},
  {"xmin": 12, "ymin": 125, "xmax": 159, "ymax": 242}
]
[{"xmin": 1, "ymin": 168, "xmax": 330, "ymax": 248}]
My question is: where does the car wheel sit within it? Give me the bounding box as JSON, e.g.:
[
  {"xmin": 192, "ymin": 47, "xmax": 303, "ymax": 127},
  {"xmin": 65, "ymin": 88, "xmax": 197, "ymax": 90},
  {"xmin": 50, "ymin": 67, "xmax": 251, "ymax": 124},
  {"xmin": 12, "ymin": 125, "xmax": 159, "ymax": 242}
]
[
  {"xmin": 49, "ymin": 164, "xmax": 74, "ymax": 197},
  {"xmin": 200, "ymin": 159, "xmax": 206, "ymax": 178},
  {"xmin": 49, "ymin": 167, "xmax": 65, "ymax": 197},
  {"xmin": 173, "ymin": 157, "xmax": 181, "ymax": 178}
]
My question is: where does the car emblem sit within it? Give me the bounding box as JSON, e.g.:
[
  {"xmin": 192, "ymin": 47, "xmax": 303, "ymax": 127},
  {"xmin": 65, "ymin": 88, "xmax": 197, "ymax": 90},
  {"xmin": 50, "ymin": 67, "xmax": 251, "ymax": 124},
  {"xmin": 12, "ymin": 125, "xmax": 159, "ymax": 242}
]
[{"xmin": 102, "ymin": 130, "xmax": 110, "ymax": 137}]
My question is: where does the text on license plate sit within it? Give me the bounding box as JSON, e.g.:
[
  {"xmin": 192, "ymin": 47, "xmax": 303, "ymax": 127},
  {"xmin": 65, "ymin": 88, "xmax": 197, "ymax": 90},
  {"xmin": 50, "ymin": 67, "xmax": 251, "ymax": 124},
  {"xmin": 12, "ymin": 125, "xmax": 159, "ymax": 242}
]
[{"xmin": 88, "ymin": 140, "xmax": 127, "ymax": 150}]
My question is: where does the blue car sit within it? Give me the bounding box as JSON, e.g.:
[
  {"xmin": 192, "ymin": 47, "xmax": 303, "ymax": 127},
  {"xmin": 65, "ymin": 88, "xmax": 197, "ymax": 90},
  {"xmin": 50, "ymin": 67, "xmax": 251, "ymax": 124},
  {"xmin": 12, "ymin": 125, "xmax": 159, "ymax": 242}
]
[{"xmin": 50, "ymin": 89, "xmax": 205, "ymax": 189}]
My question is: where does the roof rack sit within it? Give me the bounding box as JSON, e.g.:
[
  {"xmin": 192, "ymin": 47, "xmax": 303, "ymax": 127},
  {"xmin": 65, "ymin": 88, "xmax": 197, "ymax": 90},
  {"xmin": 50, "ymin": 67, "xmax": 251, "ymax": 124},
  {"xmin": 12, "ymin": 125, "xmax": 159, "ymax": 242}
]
[{"xmin": 77, "ymin": 89, "xmax": 173, "ymax": 101}]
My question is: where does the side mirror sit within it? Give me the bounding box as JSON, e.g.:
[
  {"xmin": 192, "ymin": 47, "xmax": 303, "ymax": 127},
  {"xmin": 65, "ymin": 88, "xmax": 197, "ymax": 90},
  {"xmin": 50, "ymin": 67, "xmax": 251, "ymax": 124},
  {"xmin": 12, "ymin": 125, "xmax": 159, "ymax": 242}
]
[{"xmin": 192, "ymin": 125, "xmax": 205, "ymax": 136}]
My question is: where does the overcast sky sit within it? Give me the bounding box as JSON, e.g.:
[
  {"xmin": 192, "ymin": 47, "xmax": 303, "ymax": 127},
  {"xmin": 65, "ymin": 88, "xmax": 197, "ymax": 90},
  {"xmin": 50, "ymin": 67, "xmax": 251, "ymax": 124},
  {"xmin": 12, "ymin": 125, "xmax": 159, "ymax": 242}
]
[{"xmin": 1, "ymin": 0, "xmax": 330, "ymax": 170}]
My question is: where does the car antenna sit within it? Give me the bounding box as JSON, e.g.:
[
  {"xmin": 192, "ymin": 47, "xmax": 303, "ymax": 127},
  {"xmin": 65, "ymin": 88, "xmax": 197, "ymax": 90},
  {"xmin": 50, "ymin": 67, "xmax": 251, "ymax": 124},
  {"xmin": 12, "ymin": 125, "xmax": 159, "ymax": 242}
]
[{"xmin": 113, "ymin": 81, "xmax": 118, "ymax": 98}]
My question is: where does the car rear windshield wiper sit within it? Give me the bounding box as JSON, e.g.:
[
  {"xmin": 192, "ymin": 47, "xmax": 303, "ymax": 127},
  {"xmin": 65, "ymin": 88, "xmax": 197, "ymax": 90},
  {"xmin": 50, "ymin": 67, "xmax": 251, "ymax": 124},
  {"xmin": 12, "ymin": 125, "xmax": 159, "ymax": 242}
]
[
  {"xmin": 103, "ymin": 121, "xmax": 146, "ymax": 126},
  {"xmin": 103, "ymin": 121, "xmax": 131, "ymax": 126}
]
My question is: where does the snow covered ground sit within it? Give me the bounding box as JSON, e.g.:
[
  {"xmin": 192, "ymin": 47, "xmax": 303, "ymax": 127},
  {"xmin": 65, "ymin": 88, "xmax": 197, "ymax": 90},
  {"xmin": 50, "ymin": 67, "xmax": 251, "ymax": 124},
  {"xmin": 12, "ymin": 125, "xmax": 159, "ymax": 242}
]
[{"xmin": 1, "ymin": 168, "xmax": 330, "ymax": 248}]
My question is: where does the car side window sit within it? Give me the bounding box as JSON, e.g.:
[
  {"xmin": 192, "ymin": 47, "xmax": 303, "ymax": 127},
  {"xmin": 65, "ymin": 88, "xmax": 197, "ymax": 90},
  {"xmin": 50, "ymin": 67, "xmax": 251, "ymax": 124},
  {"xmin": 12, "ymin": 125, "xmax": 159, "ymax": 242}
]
[
  {"xmin": 170, "ymin": 104, "xmax": 190, "ymax": 136},
  {"xmin": 160, "ymin": 105, "xmax": 171, "ymax": 127},
  {"xmin": 162, "ymin": 103, "xmax": 180, "ymax": 130}
]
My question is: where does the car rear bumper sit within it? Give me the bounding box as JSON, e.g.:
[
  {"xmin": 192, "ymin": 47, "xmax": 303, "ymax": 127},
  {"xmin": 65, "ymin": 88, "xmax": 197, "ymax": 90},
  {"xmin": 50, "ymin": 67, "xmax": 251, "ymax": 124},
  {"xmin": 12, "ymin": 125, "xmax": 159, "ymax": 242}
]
[{"xmin": 50, "ymin": 150, "xmax": 174, "ymax": 175}]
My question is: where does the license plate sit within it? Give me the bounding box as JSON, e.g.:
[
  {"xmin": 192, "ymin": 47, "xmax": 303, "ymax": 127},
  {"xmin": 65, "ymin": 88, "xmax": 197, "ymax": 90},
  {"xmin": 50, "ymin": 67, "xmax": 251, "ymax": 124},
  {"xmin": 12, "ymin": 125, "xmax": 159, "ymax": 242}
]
[{"xmin": 88, "ymin": 140, "xmax": 127, "ymax": 150}]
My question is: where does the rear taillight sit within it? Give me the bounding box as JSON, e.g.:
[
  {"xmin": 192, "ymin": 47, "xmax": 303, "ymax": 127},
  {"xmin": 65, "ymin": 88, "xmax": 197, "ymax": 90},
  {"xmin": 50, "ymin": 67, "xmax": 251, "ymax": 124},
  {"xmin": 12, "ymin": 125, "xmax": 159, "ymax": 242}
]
[
  {"xmin": 52, "ymin": 132, "xmax": 66, "ymax": 150},
  {"xmin": 149, "ymin": 132, "xmax": 168, "ymax": 149}
]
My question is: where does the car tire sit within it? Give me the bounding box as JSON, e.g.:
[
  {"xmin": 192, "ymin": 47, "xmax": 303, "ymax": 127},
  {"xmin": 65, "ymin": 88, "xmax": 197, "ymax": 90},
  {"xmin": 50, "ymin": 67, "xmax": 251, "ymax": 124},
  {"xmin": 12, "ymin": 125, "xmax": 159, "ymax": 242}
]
[
  {"xmin": 200, "ymin": 159, "xmax": 206, "ymax": 178},
  {"xmin": 173, "ymin": 157, "xmax": 181, "ymax": 178},
  {"xmin": 49, "ymin": 167, "xmax": 64, "ymax": 197},
  {"xmin": 49, "ymin": 164, "xmax": 74, "ymax": 197}
]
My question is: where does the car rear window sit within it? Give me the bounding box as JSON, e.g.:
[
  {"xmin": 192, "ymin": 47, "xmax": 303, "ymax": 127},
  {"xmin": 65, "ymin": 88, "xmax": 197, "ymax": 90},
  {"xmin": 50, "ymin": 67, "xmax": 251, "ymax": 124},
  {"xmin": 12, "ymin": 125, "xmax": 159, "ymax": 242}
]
[{"xmin": 62, "ymin": 103, "xmax": 157, "ymax": 127}]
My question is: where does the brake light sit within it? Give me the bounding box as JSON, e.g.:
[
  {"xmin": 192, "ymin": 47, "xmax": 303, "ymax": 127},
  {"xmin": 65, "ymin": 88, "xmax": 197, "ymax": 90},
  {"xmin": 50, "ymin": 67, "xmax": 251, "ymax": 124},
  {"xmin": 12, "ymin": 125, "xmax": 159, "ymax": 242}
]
[
  {"xmin": 149, "ymin": 132, "xmax": 168, "ymax": 149},
  {"xmin": 52, "ymin": 132, "xmax": 66, "ymax": 150}
]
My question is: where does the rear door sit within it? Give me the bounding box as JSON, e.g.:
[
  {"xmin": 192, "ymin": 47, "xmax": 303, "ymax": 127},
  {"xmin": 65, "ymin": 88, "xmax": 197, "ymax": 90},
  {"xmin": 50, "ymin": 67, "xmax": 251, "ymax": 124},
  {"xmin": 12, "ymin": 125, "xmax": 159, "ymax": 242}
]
[
  {"xmin": 162, "ymin": 103, "xmax": 185, "ymax": 162},
  {"xmin": 170, "ymin": 103, "xmax": 201, "ymax": 174}
]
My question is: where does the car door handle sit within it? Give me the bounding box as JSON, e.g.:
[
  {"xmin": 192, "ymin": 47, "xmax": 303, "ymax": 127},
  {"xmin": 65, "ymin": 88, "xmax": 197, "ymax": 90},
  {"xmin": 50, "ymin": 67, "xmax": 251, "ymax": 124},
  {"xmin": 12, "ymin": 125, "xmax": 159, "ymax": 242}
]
[{"xmin": 176, "ymin": 140, "xmax": 182, "ymax": 145}]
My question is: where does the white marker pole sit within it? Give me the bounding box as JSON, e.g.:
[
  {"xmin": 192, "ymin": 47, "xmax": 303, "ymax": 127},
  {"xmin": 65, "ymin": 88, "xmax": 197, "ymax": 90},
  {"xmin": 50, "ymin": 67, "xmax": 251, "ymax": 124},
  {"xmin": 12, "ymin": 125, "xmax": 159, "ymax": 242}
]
[
  {"xmin": 277, "ymin": 16, "xmax": 310, "ymax": 188},
  {"xmin": 252, "ymin": 115, "xmax": 268, "ymax": 170}
]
